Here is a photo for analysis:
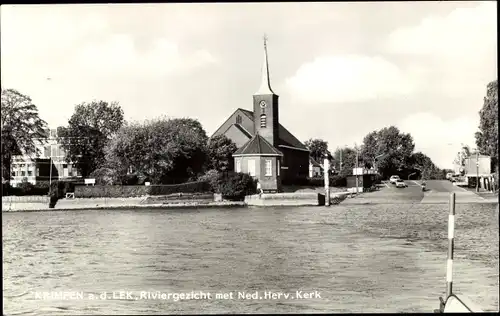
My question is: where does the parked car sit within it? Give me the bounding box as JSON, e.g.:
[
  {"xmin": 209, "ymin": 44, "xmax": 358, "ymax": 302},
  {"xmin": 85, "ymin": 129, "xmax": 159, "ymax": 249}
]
[
  {"xmin": 396, "ymin": 179, "xmax": 408, "ymax": 188},
  {"xmin": 389, "ymin": 175, "xmax": 400, "ymax": 184},
  {"xmin": 446, "ymin": 173, "xmax": 454, "ymax": 181}
]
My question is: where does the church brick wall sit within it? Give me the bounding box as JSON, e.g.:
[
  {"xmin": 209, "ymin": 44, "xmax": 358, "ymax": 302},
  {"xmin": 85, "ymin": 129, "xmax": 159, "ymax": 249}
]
[
  {"xmin": 235, "ymin": 155, "xmax": 281, "ymax": 191},
  {"xmin": 280, "ymin": 147, "xmax": 309, "ymax": 185}
]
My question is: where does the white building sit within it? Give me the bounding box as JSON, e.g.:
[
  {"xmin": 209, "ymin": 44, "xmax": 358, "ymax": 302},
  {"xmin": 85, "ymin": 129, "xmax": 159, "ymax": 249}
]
[{"xmin": 10, "ymin": 128, "xmax": 81, "ymax": 187}]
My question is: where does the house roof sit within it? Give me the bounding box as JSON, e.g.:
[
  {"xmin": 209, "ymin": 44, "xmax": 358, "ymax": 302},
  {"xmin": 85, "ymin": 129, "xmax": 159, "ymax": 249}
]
[
  {"xmin": 233, "ymin": 133, "xmax": 283, "ymax": 156},
  {"xmin": 310, "ymin": 158, "xmax": 323, "ymax": 167},
  {"xmin": 237, "ymin": 108, "xmax": 309, "ymax": 151}
]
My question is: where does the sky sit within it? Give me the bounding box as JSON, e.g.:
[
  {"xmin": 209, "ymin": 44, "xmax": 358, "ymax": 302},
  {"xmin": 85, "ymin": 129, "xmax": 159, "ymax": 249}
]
[{"xmin": 1, "ymin": 2, "xmax": 497, "ymax": 169}]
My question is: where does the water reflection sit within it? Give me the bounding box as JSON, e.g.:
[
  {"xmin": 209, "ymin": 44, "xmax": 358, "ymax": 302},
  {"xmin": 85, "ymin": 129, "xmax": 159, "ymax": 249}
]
[{"xmin": 3, "ymin": 204, "xmax": 498, "ymax": 314}]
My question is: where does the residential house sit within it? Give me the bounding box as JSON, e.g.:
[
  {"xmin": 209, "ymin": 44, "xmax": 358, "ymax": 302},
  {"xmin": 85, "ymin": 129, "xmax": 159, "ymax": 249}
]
[{"xmin": 10, "ymin": 128, "xmax": 81, "ymax": 187}]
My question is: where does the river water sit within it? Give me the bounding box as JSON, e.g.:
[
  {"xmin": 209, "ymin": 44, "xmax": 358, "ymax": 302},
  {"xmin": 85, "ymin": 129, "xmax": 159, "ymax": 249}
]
[{"xmin": 3, "ymin": 204, "xmax": 499, "ymax": 314}]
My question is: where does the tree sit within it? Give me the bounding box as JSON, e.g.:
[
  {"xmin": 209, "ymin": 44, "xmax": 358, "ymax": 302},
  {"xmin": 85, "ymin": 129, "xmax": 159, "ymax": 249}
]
[
  {"xmin": 1, "ymin": 89, "xmax": 48, "ymax": 182},
  {"xmin": 89, "ymin": 167, "xmax": 120, "ymax": 185},
  {"xmin": 206, "ymin": 135, "xmax": 238, "ymax": 172},
  {"xmin": 58, "ymin": 100, "xmax": 124, "ymax": 177},
  {"xmin": 360, "ymin": 126, "xmax": 415, "ymax": 178},
  {"xmin": 105, "ymin": 117, "xmax": 208, "ymax": 184},
  {"xmin": 475, "ymin": 79, "xmax": 498, "ymax": 188},
  {"xmin": 332, "ymin": 146, "xmax": 358, "ymax": 177},
  {"xmin": 408, "ymin": 152, "xmax": 444, "ymax": 180},
  {"xmin": 304, "ymin": 138, "xmax": 329, "ymax": 162},
  {"xmin": 360, "ymin": 131, "xmax": 378, "ymax": 168}
]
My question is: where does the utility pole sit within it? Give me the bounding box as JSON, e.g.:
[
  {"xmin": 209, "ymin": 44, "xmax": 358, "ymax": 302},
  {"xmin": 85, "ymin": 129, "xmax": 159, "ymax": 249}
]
[
  {"xmin": 476, "ymin": 150, "xmax": 479, "ymax": 193},
  {"xmin": 49, "ymin": 142, "xmax": 53, "ymax": 195},
  {"xmin": 355, "ymin": 145, "xmax": 359, "ymax": 194},
  {"xmin": 324, "ymin": 152, "xmax": 330, "ymax": 206},
  {"xmin": 339, "ymin": 148, "xmax": 343, "ymax": 172}
]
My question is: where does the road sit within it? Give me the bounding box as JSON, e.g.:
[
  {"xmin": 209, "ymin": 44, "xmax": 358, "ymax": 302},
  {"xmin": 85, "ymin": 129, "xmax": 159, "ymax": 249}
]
[{"xmin": 342, "ymin": 180, "xmax": 497, "ymax": 205}]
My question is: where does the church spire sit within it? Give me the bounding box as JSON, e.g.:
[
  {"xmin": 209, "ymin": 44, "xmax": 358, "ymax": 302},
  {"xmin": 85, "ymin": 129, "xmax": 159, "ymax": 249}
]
[{"xmin": 255, "ymin": 34, "xmax": 275, "ymax": 95}]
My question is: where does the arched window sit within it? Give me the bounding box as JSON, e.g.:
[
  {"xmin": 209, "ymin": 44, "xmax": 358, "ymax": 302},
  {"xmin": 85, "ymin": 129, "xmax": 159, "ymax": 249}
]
[{"xmin": 260, "ymin": 114, "xmax": 266, "ymax": 128}]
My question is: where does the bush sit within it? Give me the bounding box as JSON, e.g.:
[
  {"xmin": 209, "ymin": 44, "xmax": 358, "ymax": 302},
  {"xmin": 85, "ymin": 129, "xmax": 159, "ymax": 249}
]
[
  {"xmin": 50, "ymin": 180, "xmax": 81, "ymax": 199},
  {"xmin": 18, "ymin": 178, "xmax": 35, "ymax": 195},
  {"xmin": 374, "ymin": 174, "xmax": 384, "ymax": 184},
  {"xmin": 198, "ymin": 169, "xmax": 221, "ymax": 193},
  {"xmin": 89, "ymin": 168, "xmax": 120, "ymax": 185},
  {"xmin": 121, "ymin": 173, "xmax": 139, "ymax": 185},
  {"xmin": 29, "ymin": 181, "xmax": 50, "ymax": 195},
  {"xmin": 218, "ymin": 172, "xmax": 257, "ymax": 201},
  {"xmin": 2, "ymin": 182, "xmax": 17, "ymax": 196}
]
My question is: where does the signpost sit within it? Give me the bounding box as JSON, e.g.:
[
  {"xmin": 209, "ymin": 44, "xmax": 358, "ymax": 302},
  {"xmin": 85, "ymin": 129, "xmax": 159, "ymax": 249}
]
[
  {"xmin": 84, "ymin": 178, "xmax": 96, "ymax": 186},
  {"xmin": 324, "ymin": 155, "xmax": 330, "ymax": 206}
]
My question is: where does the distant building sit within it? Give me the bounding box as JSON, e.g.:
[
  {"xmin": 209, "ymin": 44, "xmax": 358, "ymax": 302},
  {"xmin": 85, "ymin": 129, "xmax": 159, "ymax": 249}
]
[
  {"xmin": 211, "ymin": 39, "xmax": 310, "ymax": 191},
  {"xmin": 10, "ymin": 128, "xmax": 81, "ymax": 187},
  {"xmin": 309, "ymin": 158, "xmax": 323, "ymax": 178},
  {"xmin": 463, "ymin": 154, "xmax": 493, "ymax": 189}
]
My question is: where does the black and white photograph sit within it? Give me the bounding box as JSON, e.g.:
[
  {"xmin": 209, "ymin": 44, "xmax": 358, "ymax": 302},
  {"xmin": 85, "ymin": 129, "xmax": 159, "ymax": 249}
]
[{"xmin": 1, "ymin": 1, "xmax": 498, "ymax": 314}]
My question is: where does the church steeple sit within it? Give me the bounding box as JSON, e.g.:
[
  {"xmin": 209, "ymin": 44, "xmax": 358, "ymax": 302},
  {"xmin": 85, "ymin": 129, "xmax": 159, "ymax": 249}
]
[
  {"xmin": 255, "ymin": 34, "xmax": 275, "ymax": 95},
  {"xmin": 252, "ymin": 34, "xmax": 279, "ymax": 147}
]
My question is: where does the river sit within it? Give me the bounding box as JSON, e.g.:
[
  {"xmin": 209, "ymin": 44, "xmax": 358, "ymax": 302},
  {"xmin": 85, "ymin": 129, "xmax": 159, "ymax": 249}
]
[{"xmin": 3, "ymin": 203, "xmax": 499, "ymax": 314}]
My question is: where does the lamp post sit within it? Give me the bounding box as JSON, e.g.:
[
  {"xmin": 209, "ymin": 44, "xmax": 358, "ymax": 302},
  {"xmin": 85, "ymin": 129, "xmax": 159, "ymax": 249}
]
[
  {"xmin": 48, "ymin": 141, "xmax": 54, "ymax": 195},
  {"xmin": 324, "ymin": 152, "xmax": 330, "ymax": 206}
]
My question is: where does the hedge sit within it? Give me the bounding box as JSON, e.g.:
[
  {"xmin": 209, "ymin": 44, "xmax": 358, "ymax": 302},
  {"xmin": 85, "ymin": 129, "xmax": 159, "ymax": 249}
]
[
  {"xmin": 2, "ymin": 181, "xmax": 51, "ymax": 196},
  {"xmin": 308, "ymin": 176, "xmax": 347, "ymax": 187},
  {"xmin": 74, "ymin": 180, "xmax": 211, "ymax": 198}
]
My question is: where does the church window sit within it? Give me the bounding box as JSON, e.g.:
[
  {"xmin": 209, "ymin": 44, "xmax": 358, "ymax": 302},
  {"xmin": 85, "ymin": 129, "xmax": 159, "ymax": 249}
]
[
  {"xmin": 265, "ymin": 160, "xmax": 272, "ymax": 176},
  {"xmin": 236, "ymin": 160, "xmax": 241, "ymax": 173},
  {"xmin": 260, "ymin": 114, "xmax": 267, "ymax": 128},
  {"xmin": 236, "ymin": 115, "xmax": 242, "ymax": 124},
  {"xmin": 248, "ymin": 159, "xmax": 256, "ymax": 177}
]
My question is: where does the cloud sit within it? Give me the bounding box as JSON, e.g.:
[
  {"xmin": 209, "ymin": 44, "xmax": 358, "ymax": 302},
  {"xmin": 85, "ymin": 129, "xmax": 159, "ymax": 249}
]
[
  {"xmin": 398, "ymin": 112, "xmax": 479, "ymax": 168},
  {"xmin": 386, "ymin": 2, "xmax": 496, "ymax": 59},
  {"xmin": 285, "ymin": 55, "xmax": 416, "ymax": 104},
  {"xmin": 73, "ymin": 36, "xmax": 216, "ymax": 78},
  {"xmin": 385, "ymin": 2, "xmax": 497, "ymax": 99}
]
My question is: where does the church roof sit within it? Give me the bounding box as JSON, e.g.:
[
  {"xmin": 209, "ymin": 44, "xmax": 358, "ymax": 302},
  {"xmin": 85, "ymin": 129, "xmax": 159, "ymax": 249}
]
[
  {"xmin": 233, "ymin": 133, "xmax": 283, "ymax": 156},
  {"xmin": 237, "ymin": 108, "xmax": 308, "ymax": 151},
  {"xmin": 233, "ymin": 123, "xmax": 252, "ymax": 138},
  {"xmin": 255, "ymin": 35, "xmax": 275, "ymax": 95}
]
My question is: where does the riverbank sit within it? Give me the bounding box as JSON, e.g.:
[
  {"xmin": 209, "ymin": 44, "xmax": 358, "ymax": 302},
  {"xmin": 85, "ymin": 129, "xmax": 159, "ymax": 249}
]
[
  {"xmin": 2, "ymin": 189, "xmax": 355, "ymax": 212},
  {"xmin": 2, "ymin": 198, "xmax": 246, "ymax": 213}
]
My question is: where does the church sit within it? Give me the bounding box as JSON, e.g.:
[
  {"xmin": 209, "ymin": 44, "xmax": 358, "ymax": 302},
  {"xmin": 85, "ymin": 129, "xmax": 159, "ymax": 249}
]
[{"xmin": 211, "ymin": 38, "xmax": 310, "ymax": 191}]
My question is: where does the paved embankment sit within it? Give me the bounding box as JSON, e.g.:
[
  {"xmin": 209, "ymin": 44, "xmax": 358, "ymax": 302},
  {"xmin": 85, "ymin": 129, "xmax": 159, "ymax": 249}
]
[
  {"xmin": 2, "ymin": 197, "xmax": 245, "ymax": 212},
  {"xmin": 245, "ymin": 191, "xmax": 351, "ymax": 206},
  {"xmin": 2, "ymin": 196, "xmax": 50, "ymax": 211}
]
